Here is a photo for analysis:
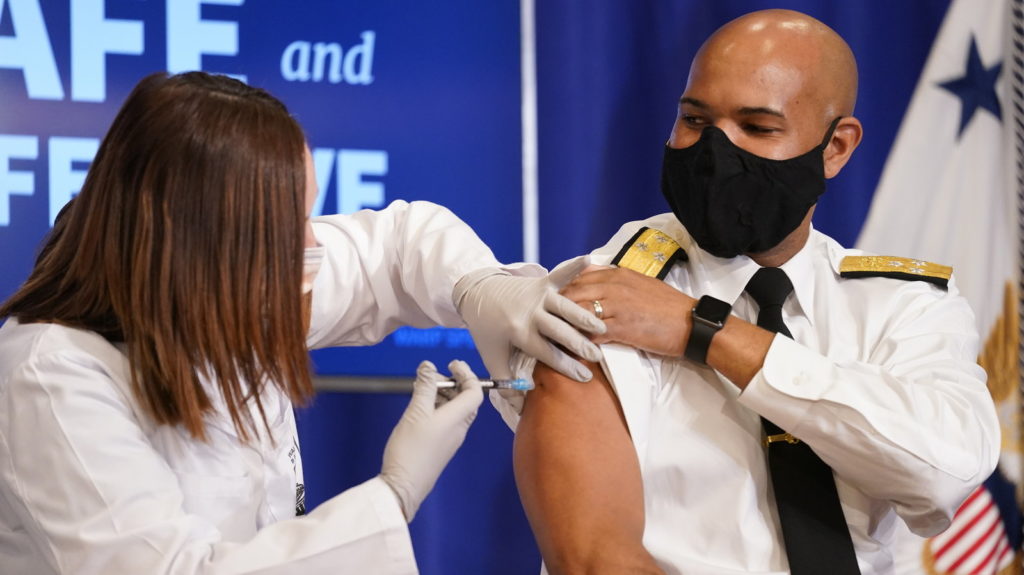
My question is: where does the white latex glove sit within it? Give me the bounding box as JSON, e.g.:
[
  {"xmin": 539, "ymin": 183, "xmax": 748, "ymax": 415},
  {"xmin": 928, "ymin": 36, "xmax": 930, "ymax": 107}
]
[
  {"xmin": 453, "ymin": 256, "xmax": 606, "ymax": 382},
  {"xmin": 380, "ymin": 360, "xmax": 484, "ymax": 522}
]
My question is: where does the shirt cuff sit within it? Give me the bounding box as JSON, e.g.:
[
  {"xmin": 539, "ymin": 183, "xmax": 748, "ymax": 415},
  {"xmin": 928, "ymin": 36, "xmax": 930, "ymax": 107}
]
[{"xmin": 737, "ymin": 335, "xmax": 833, "ymax": 433}]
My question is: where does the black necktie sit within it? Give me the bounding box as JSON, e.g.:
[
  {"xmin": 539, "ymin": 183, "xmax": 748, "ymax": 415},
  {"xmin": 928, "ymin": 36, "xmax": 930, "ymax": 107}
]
[{"xmin": 745, "ymin": 267, "xmax": 860, "ymax": 575}]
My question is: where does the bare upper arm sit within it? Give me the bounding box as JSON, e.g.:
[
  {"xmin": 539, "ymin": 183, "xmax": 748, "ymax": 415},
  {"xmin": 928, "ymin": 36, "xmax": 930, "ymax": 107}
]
[{"xmin": 513, "ymin": 360, "xmax": 664, "ymax": 575}]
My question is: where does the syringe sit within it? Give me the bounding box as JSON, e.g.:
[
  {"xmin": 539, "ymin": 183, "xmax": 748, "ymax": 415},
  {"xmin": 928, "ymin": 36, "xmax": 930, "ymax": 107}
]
[{"xmin": 437, "ymin": 378, "xmax": 534, "ymax": 391}]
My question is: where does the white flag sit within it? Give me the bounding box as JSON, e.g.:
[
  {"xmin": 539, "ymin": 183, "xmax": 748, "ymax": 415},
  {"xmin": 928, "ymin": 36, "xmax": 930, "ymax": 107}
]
[{"xmin": 856, "ymin": 0, "xmax": 1020, "ymax": 573}]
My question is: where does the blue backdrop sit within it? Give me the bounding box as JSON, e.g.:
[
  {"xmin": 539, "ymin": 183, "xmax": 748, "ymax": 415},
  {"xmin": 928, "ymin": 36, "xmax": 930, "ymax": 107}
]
[{"xmin": 0, "ymin": 1, "xmax": 953, "ymax": 573}]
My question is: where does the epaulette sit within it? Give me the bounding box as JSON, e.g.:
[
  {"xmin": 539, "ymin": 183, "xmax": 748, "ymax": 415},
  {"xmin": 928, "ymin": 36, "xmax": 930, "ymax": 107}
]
[
  {"xmin": 838, "ymin": 255, "xmax": 952, "ymax": 289},
  {"xmin": 610, "ymin": 226, "xmax": 687, "ymax": 279}
]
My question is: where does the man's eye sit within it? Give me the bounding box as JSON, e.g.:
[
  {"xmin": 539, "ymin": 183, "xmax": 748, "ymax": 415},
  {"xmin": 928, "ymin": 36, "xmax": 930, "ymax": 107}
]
[
  {"xmin": 682, "ymin": 115, "xmax": 706, "ymax": 127},
  {"xmin": 743, "ymin": 124, "xmax": 777, "ymax": 134}
]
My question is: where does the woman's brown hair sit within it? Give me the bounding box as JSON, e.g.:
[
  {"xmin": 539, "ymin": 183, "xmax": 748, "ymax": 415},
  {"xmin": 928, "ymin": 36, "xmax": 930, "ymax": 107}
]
[{"xmin": 0, "ymin": 71, "xmax": 314, "ymax": 442}]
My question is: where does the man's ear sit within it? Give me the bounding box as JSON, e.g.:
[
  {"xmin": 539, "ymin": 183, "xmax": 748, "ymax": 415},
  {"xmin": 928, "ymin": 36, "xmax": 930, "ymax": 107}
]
[{"xmin": 823, "ymin": 116, "xmax": 863, "ymax": 179}]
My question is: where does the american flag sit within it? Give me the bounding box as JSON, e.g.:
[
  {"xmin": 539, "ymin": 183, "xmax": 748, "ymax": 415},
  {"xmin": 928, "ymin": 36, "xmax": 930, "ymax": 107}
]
[{"xmin": 925, "ymin": 470, "xmax": 1019, "ymax": 574}]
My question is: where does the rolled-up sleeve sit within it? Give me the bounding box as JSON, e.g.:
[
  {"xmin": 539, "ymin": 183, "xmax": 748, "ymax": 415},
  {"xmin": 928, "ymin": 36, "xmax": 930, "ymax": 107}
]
[{"xmin": 738, "ymin": 281, "xmax": 999, "ymax": 537}]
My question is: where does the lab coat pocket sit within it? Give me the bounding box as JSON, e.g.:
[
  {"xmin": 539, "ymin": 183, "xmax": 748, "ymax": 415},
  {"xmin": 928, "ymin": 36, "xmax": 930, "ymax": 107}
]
[{"xmin": 175, "ymin": 470, "xmax": 259, "ymax": 541}]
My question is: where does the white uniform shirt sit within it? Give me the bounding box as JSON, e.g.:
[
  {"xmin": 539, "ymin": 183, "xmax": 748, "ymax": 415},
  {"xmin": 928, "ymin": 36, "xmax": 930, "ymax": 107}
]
[
  {"xmin": 507, "ymin": 213, "xmax": 1000, "ymax": 575},
  {"xmin": 0, "ymin": 200, "xmax": 538, "ymax": 575}
]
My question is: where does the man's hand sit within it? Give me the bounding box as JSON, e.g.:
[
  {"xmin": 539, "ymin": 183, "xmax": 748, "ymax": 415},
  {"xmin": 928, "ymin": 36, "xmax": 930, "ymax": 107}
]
[
  {"xmin": 454, "ymin": 257, "xmax": 606, "ymax": 382},
  {"xmin": 559, "ymin": 266, "xmax": 695, "ymax": 357}
]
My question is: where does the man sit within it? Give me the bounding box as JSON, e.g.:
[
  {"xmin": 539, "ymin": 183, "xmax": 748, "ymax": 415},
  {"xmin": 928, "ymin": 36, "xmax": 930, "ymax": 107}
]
[{"xmin": 508, "ymin": 9, "xmax": 1000, "ymax": 575}]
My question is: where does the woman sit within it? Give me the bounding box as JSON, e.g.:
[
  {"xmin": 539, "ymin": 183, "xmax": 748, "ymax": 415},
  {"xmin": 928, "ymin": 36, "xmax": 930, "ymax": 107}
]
[{"xmin": 0, "ymin": 71, "xmax": 598, "ymax": 573}]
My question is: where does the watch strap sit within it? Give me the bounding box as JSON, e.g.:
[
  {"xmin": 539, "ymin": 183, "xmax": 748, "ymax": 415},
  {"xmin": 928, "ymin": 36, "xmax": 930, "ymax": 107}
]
[
  {"xmin": 684, "ymin": 296, "xmax": 730, "ymax": 364},
  {"xmin": 685, "ymin": 315, "xmax": 717, "ymax": 364}
]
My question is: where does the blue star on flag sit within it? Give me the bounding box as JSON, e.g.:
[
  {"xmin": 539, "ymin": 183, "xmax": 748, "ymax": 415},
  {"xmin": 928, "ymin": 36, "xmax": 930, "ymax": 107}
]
[{"xmin": 937, "ymin": 34, "xmax": 1002, "ymax": 138}]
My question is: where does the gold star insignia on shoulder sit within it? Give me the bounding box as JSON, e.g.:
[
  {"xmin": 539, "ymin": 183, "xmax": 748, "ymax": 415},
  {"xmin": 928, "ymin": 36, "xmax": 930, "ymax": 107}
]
[
  {"xmin": 839, "ymin": 255, "xmax": 952, "ymax": 289},
  {"xmin": 610, "ymin": 227, "xmax": 687, "ymax": 279}
]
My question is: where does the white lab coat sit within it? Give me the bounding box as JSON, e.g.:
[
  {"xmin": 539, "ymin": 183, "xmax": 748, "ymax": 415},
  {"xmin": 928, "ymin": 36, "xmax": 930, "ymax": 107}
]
[{"xmin": 0, "ymin": 200, "xmax": 541, "ymax": 574}]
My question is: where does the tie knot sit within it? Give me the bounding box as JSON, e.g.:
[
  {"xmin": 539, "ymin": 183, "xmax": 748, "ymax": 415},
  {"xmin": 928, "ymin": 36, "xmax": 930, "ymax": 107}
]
[{"xmin": 745, "ymin": 267, "xmax": 793, "ymax": 309}]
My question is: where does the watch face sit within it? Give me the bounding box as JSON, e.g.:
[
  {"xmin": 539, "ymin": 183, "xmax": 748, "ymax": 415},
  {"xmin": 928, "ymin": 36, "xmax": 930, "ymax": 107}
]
[{"xmin": 696, "ymin": 295, "xmax": 732, "ymax": 323}]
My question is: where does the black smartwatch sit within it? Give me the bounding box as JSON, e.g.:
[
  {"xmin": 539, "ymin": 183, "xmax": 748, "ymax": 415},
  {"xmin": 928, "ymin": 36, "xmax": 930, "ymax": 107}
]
[{"xmin": 684, "ymin": 295, "xmax": 732, "ymax": 364}]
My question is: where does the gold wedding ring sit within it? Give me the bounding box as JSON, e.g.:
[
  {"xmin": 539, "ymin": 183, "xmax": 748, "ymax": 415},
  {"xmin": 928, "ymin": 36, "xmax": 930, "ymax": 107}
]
[{"xmin": 592, "ymin": 300, "xmax": 604, "ymax": 319}]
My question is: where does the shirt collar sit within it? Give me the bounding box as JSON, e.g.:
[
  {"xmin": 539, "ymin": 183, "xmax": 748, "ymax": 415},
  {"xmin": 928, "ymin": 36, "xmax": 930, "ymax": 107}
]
[{"xmin": 679, "ymin": 225, "xmax": 819, "ymax": 327}]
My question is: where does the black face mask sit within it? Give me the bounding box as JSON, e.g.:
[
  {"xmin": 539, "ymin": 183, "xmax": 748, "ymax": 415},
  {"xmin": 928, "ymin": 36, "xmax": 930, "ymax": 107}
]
[{"xmin": 660, "ymin": 118, "xmax": 841, "ymax": 258}]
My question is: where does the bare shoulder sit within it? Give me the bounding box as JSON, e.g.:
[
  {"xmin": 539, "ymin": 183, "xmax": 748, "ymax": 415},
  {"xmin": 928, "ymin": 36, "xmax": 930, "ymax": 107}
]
[{"xmin": 524, "ymin": 360, "xmax": 626, "ymax": 423}]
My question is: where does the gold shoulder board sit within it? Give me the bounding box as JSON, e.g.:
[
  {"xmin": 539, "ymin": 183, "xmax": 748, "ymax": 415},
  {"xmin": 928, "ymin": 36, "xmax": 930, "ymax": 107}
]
[
  {"xmin": 839, "ymin": 255, "xmax": 952, "ymax": 289},
  {"xmin": 610, "ymin": 226, "xmax": 687, "ymax": 279}
]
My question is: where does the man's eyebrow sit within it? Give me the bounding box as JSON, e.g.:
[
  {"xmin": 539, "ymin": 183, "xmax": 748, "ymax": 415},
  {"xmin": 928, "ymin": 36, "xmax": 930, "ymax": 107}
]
[
  {"xmin": 737, "ymin": 106, "xmax": 786, "ymax": 119},
  {"xmin": 679, "ymin": 98, "xmax": 786, "ymax": 120},
  {"xmin": 679, "ymin": 97, "xmax": 707, "ymax": 109}
]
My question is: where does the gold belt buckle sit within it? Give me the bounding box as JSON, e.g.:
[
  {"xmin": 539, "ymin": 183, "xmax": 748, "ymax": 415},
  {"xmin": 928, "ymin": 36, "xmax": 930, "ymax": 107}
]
[{"xmin": 763, "ymin": 432, "xmax": 801, "ymax": 448}]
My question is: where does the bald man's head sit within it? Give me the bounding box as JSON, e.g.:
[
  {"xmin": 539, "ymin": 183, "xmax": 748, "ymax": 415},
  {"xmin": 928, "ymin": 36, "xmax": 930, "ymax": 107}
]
[
  {"xmin": 668, "ymin": 9, "xmax": 861, "ymax": 164},
  {"xmin": 696, "ymin": 9, "xmax": 858, "ymax": 118},
  {"xmin": 664, "ymin": 10, "xmax": 864, "ymax": 262}
]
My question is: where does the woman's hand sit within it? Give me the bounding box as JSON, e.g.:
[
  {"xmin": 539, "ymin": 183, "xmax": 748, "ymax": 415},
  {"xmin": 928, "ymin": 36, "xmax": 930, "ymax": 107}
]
[{"xmin": 379, "ymin": 360, "xmax": 484, "ymax": 521}]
